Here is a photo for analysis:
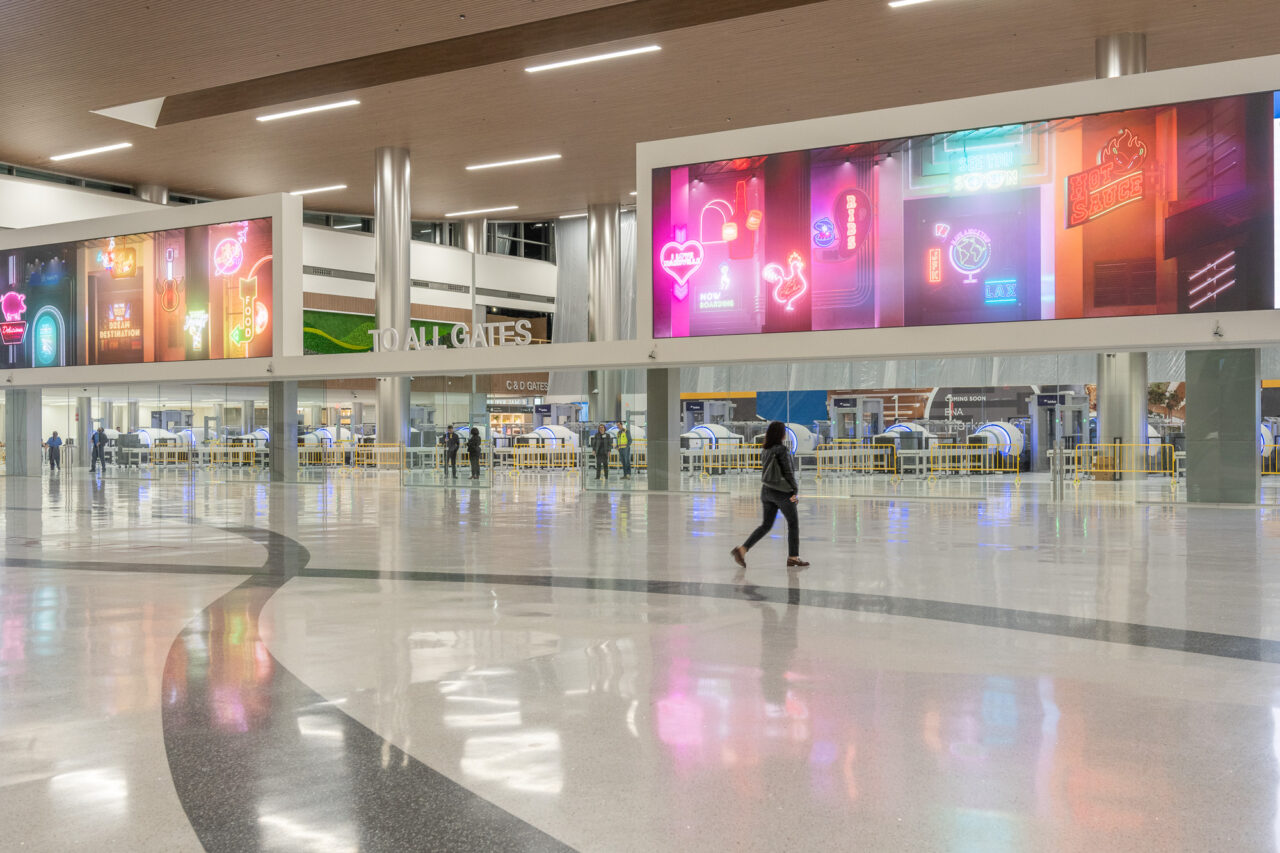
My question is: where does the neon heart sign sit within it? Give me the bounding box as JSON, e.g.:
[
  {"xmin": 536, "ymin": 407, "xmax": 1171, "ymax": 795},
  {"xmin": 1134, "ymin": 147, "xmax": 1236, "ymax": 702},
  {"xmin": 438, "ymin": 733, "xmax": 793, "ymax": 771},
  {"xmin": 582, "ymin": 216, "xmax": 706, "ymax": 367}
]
[{"xmin": 659, "ymin": 240, "xmax": 704, "ymax": 301}]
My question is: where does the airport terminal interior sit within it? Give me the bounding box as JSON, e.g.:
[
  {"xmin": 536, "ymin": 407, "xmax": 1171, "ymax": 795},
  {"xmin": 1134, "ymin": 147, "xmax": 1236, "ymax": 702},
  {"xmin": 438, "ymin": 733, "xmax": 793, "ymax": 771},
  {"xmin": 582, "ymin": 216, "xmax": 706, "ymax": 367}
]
[{"xmin": 7, "ymin": 1, "xmax": 1280, "ymax": 850}]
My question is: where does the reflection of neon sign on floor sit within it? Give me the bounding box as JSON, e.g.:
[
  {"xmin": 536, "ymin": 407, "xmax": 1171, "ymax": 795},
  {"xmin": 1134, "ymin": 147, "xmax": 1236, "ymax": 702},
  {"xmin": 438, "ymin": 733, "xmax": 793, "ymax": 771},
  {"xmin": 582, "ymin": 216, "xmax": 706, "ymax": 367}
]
[
  {"xmin": 949, "ymin": 228, "xmax": 992, "ymax": 284},
  {"xmin": 1188, "ymin": 250, "xmax": 1237, "ymax": 310},
  {"xmin": 983, "ymin": 279, "xmax": 1018, "ymax": 304},
  {"xmin": 764, "ymin": 252, "xmax": 808, "ymax": 311},
  {"xmin": 659, "ymin": 240, "xmax": 704, "ymax": 301}
]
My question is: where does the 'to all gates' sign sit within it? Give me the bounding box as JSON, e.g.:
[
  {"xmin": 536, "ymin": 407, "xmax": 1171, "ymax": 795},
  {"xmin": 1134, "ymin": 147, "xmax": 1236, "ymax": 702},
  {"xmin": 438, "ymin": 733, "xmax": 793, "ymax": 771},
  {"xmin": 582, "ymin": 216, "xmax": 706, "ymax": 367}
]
[{"xmin": 367, "ymin": 319, "xmax": 534, "ymax": 352}]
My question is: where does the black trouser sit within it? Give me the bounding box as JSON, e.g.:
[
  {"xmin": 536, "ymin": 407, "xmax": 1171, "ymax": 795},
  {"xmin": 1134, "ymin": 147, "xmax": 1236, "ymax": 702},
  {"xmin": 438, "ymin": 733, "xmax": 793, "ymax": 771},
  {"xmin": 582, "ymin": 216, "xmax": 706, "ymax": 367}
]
[
  {"xmin": 91, "ymin": 445, "xmax": 105, "ymax": 471},
  {"xmin": 595, "ymin": 451, "xmax": 609, "ymax": 479},
  {"xmin": 48, "ymin": 447, "xmax": 60, "ymax": 472},
  {"xmin": 446, "ymin": 449, "xmax": 458, "ymax": 477},
  {"xmin": 470, "ymin": 452, "xmax": 481, "ymax": 479},
  {"xmin": 742, "ymin": 487, "xmax": 799, "ymax": 557}
]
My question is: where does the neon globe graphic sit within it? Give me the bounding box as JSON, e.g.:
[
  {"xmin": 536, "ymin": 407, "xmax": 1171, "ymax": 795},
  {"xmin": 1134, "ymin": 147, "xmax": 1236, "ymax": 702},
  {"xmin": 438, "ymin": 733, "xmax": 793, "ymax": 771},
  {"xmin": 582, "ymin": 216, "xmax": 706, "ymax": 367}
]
[{"xmin": 949, "ymin": 228, "xmax": 992, "ymax": 284}]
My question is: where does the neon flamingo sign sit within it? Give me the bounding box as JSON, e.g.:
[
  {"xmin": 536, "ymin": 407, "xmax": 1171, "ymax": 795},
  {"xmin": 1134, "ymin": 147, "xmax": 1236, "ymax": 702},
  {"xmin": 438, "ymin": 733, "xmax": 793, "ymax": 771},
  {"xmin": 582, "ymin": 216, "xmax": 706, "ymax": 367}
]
[{"xmin": 764, "ymin": 252, "xmax": 808, "ymax": 311}]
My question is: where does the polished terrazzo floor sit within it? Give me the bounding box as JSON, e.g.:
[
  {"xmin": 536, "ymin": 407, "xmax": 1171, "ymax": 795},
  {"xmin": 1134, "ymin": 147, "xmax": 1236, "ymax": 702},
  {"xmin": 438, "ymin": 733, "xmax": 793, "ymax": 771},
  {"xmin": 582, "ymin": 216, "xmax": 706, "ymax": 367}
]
[{"xmin": 4, "ymin": 471, "xmax": 1280, "ymax": 851}]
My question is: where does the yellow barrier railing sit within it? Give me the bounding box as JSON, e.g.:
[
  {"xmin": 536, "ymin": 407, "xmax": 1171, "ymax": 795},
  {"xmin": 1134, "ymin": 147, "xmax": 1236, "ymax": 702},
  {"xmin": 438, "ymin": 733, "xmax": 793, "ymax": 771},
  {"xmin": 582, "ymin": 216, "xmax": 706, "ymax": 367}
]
[
  {"xmin": 1072, "ymin": 443, "xmax": 1175, "ymax": 479},
  {"xmin": 927, "ymin": 444, "xmax": 1020, "ymax": 475},
  {"xmin": 815, "ymin": 443, "xmax": 897, "ymax": 475},
  {"xmin": 514, "ymin": 445, "xmax": 580, "ymax": 469},
  {"xmin": 1264, "ymin": 445, "xmax": 1280, "ymax": 476}
]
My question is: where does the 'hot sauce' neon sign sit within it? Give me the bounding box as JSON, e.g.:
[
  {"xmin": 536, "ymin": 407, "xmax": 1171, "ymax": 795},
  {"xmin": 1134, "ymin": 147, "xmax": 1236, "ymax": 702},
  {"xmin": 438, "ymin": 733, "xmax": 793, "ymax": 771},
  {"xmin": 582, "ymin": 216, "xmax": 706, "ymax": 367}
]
[{"xmin": 1066, "ymin": 128, "xmax": 1148, "ymax": 228}]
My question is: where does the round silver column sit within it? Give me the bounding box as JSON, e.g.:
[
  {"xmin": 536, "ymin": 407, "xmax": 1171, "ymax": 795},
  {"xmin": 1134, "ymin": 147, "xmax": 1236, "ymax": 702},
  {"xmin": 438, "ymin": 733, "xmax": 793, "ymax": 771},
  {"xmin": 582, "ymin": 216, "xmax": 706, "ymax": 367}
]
[
  {"xmin": 587, "ymin": 203, "xmax": 621, "ymax": 422},
  {"xmin": 374, "ymin": 147, "xmax": 411, "ymax": 447},
  {"xmin": 1095, "ymin": 32, "xmax": 1146, "ymax": 78}
]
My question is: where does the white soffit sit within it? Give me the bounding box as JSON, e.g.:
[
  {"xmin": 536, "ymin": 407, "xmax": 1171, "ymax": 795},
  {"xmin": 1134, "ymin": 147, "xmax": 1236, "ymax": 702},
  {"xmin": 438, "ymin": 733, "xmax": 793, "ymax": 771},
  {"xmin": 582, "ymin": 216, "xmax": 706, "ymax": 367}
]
[{"xmin": 91, "ymin": 97, "xmax": 166, "ymax": 129}]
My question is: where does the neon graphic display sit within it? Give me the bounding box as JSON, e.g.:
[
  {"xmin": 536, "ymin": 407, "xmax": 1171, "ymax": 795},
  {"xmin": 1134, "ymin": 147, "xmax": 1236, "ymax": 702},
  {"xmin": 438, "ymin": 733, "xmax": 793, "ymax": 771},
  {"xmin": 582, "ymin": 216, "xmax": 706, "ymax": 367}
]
[
  {"xmin": 653, "ymin": 90, "xmax": 1276, "ymax": 338},
  {"xmin": 0, "ymin": 216, "xmax": 273, "ymax": 368},
  {"xmin": 765, "ymin": 252, "xmax": 808, "ymax": 311},
  {"xmin": 659, "ymin": 240, "xmax": 704, "ymax": 301}
]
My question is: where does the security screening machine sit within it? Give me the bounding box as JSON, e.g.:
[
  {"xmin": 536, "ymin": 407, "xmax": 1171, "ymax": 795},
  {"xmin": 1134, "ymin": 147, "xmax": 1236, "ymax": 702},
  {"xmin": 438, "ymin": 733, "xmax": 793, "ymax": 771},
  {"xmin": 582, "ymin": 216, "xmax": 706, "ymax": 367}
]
[
  {"xmin": 682, "ymin": 400, "xmax": 735, "ymax": 431},
  {"xmin": 1029, "ymin": 392, "xmax": 1088, "ymax": 473},
  {"xmin": 829, "ymin": 396, "xmax": 885, "ymax": 442}
]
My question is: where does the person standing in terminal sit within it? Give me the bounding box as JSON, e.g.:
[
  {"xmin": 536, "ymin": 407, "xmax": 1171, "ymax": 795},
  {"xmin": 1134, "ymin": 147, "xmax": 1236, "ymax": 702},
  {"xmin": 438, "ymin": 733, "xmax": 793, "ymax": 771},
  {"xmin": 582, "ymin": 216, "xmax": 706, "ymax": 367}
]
[
  {"xmin": 616, "ymin": 423, "xmax": 632, "ymax": 480},
  {"xmin": 590, "ymin": 423, "xmax": 613, "ymax": 481},
  {"xmin": 467, "ymin": 427, "xmax": 482, "ymax": 480},
  {"xmin": 43, "ymin": 431, "xmax": 63, "ymax": 474},
  {"xmin": 732, "ymin": 421, "xmax": 809, "ymax": 569},
  {"xmin": 444, "ymin": 425, "xmax": 460, "ymax": 479},
  {"xmin": 90, "ymin": 426, "xmax": 107, "ymax": 473}
]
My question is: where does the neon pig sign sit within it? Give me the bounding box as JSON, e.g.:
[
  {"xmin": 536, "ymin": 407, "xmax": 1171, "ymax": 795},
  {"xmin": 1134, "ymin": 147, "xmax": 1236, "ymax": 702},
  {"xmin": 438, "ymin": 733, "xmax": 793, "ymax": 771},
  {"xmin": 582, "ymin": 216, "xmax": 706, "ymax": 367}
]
[
  {"xmin": 764, "ymin": 252, "xmax": 808, "ymax": 311},
  {"xmin": 0, "ymin": 290, "xmax": 27, "ymax": 345},
  {"xmin": 1066, "ymin": 128, "xmax": 1148, "ymax": 228},
  {"xmin": 659, "ymin": 240, "xmax": 704, "ymax": 301}
]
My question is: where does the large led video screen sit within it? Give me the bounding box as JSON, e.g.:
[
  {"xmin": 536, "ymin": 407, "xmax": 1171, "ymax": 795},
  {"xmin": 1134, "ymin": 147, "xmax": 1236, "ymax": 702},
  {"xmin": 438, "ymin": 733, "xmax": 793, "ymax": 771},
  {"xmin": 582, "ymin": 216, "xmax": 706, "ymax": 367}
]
[
  {"xmin": 0, "ymin": 217, "xmax": 273, "ymax": 368},
  {"xmin": 652, "ymin": 92, "xmax": 1277, "ymax": 338}
]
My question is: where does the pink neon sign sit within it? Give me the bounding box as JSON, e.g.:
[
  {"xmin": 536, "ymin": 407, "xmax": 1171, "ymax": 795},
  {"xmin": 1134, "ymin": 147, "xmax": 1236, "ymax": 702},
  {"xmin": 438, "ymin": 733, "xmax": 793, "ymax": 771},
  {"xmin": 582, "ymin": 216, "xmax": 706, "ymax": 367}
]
[
  {"xmin": 659, "ymin": 240, "xmax": 704, "ymax": 301},
  {"xmin": 764, "ymin": 252, "xmax": 808, "ymax": 311}
]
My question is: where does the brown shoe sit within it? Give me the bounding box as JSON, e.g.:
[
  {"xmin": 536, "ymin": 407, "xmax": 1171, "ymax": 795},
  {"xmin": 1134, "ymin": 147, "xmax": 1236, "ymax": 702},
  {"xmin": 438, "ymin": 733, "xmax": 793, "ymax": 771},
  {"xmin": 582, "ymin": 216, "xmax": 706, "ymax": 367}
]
[
  {"xmin": 786, "ymin": 557, "xmax": 810, "ymax": 568},
  {"xmin": 731, "ymin": 546, "xmax": 747, "ymax": 568}
]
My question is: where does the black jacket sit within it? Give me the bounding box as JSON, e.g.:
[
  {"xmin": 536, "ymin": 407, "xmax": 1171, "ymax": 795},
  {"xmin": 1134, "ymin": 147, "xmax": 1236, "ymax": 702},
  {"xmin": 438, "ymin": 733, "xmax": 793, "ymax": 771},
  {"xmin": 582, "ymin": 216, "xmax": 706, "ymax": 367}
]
[
  {"xmin": 590, "ymin": 432, "xmax": 613, "ymax": 456},
  {"xmin": 445, "ymin": 432, "xmax": 460, "ymax": 452},
  {"xmin": 760, "ymin": 444, "xmax": 798, "ymax": 495},
  {"xmin": 467, "ymin": 433, "xmax": 481, "ymax": 455}
]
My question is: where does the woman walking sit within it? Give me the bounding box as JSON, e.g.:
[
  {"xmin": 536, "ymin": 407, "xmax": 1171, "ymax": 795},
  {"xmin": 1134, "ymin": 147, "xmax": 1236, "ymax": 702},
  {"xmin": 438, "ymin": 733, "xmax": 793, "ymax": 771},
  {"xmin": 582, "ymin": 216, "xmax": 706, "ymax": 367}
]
[{"xmin": 731, "ymin": 421, "xmax": 809, "ymax": 568}]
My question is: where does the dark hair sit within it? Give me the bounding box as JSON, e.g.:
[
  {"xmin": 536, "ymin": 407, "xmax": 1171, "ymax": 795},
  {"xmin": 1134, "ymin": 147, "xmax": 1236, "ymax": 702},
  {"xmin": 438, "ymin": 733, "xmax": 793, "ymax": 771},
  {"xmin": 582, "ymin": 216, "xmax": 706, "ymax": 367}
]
[
  {"xmin": 763, "ymin": 421, "xmax": 786, "ymax": 449},
  {"xmin": 470, "ymin": 427, "xmax": 479, "ymax": 437}
]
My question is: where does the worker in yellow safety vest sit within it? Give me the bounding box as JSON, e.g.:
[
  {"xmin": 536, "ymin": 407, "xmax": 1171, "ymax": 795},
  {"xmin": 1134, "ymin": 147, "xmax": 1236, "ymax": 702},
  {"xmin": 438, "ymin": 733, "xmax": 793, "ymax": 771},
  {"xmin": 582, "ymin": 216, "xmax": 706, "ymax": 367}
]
[{"xmin": 616, "ymin": 423, "xmax": 632, "ymax": 480}]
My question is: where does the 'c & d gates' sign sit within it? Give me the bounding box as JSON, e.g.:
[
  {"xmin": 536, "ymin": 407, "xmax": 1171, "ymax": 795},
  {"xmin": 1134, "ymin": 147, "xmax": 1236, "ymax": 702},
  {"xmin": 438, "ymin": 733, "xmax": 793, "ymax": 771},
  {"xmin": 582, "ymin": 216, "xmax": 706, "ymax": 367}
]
[{"xmin": 367, "ymin": 319, "xmax": 534, "ymax": 352}]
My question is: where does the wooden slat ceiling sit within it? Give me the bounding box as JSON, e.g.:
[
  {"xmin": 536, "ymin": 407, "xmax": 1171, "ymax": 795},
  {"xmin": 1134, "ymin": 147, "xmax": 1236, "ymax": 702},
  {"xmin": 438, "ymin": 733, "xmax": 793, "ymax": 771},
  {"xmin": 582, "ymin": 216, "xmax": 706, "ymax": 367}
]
[{"xmin": 2, "ymin": 0, "xmax": 1279, "ymax": 221}]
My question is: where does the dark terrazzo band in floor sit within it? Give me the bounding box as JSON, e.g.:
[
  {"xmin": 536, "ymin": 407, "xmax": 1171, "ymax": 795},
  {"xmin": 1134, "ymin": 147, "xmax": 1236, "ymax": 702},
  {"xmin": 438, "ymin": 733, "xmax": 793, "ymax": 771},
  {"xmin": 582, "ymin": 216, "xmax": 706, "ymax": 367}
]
[
  {"xmin": 6, "ymin": 541, "xmax": 1280, "ymax": 665},
  {"xmin": 159, "ymin": 527, "xmax": 577, "ymax": 853}
]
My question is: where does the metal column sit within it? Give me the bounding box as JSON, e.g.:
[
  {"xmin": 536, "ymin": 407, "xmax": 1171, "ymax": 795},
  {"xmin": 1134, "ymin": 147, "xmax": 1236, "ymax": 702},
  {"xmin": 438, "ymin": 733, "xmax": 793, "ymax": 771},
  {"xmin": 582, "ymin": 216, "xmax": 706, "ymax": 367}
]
[
  {"xmin": 75, "ymin": 396, "xmax": 91, "ymax": 467},
  {"xmin": 1093, "ymin": 34, "xmax": 1149, "ymax": 480},
  {"xmin": 269, "ymin": 381, "xmax": 298, "ymax": 483},
  {"xmin": 374, "ymin": 146, "xmax": 411, "ymax": 447},
  {"xmin": 136, "ymin": 183, "xmax": 170, "ymax": 205},
  {"xmin": 464, "ymin": 219, "xmax": 487, "ymax": 334},
  {"xmin": 646, "ymin": 368, "xmax": 681, "ymax": 491},
  {"xmin": 4, "ymin": 389, "xmax": 42, "ymax": 477},
  {"xmin": 588, "ymin": 203, "xmax": 621, "ymax": 422}
]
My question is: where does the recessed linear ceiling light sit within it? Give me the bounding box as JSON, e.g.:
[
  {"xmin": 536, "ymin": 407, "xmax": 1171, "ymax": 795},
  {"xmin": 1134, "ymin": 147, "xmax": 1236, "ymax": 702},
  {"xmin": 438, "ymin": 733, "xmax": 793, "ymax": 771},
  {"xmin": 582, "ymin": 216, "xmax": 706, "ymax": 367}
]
[
  {"xmin": 50, "ymin": 142, "xmax": 132, "ymax": 161},
  {"xmin": 887, "ymin": 0, "xmax": 933, "ymax": 7},
  {"xmin": 256, "ymin": 99, "xmax": 360, "ymax": 122},
  {"xmin": 629, "ymin": 191, "xmax": 637, "ymax": 196},
  {"xmin": 559, "ymin": 213, "xmax": 588, "ymax": 219},
  {"xmin": 333, "ymin": 223, "xmax": 363, "ymax": 229},
  {"xmin": 466, "ymin": 154, "xmax": 561, "ymax": 171},
  {"xmin": 290, "ymin": 184, "xmax": 347, "ymax": 196},
  {"xmin": 445, "ymin": 205, "xmax": 519, "ymax": 217},
  {"xmin": 525, "ymin": 45, "xmax": 661, "ymax": 73}
]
